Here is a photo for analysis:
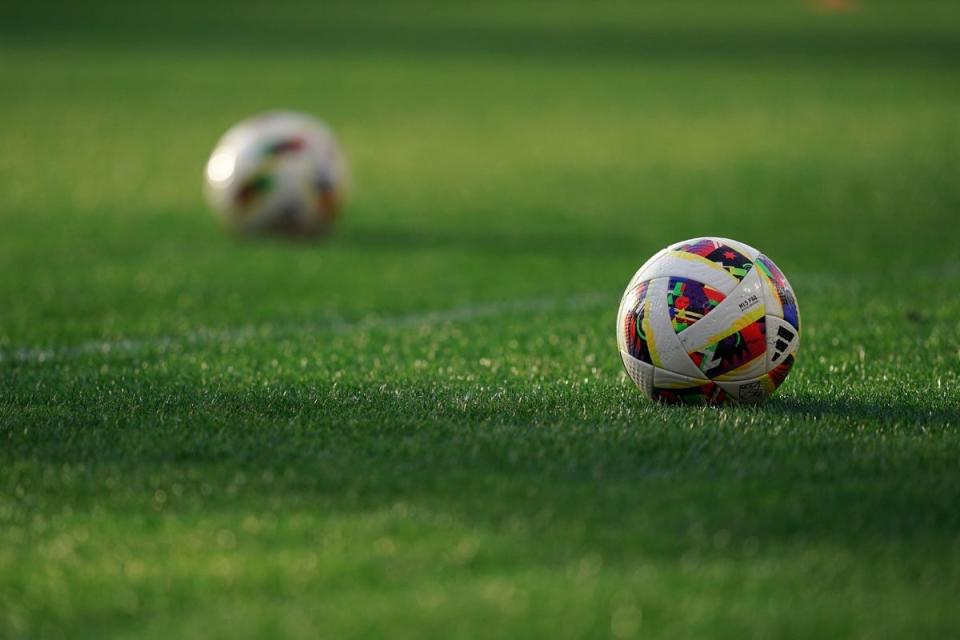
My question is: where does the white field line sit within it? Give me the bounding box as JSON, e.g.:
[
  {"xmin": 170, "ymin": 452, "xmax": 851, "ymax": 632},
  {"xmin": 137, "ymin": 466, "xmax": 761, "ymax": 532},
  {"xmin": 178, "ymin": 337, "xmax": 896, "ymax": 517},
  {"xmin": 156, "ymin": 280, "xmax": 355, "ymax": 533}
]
[
  {"xmin": 3, "ymin": 262, "xmax": 958, "ymax": 366},
  {"xmin": 0, "ymin": 291, "xmax": 611, "ymax": 365}
]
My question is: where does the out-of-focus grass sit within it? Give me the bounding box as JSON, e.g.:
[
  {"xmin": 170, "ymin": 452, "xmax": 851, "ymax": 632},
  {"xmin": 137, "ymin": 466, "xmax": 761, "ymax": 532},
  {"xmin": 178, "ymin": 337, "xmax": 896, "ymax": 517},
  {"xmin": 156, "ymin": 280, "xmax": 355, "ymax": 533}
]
[{"xmin": 1, "ymin": 1, "xmax": 959, "ymax": 638}]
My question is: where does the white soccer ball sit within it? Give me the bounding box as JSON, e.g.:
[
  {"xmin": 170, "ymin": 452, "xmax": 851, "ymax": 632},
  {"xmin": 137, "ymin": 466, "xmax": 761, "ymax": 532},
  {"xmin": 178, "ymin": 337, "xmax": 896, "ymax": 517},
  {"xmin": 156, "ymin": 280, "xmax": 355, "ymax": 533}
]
[
  {"xmin": 204, "ymin": 111, "xmax": 347, "ymax": 237},
  {"xmin": 617, "ymin": 237, "xmax": 800, "ymax": 405}
]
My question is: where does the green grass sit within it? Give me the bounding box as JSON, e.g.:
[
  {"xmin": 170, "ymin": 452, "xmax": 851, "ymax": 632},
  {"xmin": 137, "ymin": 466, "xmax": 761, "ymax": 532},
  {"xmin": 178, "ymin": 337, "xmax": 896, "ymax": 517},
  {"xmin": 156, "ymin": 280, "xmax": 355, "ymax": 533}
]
[{"xmin": 2, "ymin": 1, "xmax": 960, "ymax": 637}]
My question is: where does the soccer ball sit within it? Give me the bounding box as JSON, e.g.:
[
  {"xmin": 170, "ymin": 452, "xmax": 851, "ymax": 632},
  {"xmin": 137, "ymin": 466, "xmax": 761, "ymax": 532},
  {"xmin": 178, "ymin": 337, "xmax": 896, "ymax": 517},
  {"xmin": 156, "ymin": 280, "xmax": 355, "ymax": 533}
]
[
  {"xmin": 204, "ymin": 111, "xmax": 347, "ymax": 237},
  {"xmin": 617, "ymin": 237, "xmax": 800, "ymax": 405}
]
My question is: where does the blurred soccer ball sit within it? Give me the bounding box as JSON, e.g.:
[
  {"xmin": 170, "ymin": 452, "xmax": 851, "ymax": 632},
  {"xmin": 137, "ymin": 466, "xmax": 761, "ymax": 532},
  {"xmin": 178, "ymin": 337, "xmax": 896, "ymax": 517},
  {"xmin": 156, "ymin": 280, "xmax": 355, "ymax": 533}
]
[
  {"xmin": 204, "ymin": 111, "xmax": 347, "ymax": 237},
  {"xmin": 617, "ymin": 237, "xmax": 800, "ymax": 405}
]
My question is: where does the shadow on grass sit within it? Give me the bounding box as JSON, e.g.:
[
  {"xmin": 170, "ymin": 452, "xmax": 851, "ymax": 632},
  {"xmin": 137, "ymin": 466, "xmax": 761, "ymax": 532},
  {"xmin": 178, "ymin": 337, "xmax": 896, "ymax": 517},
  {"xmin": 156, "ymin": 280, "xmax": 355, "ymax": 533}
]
[
  {"xmin": 3, "ymin": 375, "xmax": 959, "ymax": 558},
  {"xmin": 767, "ymin": 392, "xmax": 960, "ymax": 427}
]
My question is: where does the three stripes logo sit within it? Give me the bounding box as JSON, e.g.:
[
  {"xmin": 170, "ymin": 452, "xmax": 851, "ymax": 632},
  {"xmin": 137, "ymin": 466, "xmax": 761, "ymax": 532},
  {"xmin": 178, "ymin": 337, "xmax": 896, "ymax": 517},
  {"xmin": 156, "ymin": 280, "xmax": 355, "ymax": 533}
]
[{"xmin": 771, "ymin": 325, "xmax": 796, "ymax": 363}]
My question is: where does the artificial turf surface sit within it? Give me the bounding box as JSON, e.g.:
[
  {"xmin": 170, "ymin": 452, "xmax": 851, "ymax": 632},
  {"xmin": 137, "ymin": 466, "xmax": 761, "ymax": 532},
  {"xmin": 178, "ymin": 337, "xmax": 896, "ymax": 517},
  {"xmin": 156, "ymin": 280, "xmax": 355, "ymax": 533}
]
[{"xmin": 2, "ymin": 1, "xmax": 960, "ymax": 637}]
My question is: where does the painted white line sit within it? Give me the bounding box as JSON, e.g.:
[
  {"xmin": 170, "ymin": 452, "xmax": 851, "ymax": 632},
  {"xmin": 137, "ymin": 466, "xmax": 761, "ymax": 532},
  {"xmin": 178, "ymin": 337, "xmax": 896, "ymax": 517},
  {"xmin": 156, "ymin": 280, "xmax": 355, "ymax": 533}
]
[
  {"xmin": 0, "ymin": 291, "xmax": 611, "ymax": 365},
  {"xmin": 3, "ymin": 262, "xmax": 958, "ymax": 366}
]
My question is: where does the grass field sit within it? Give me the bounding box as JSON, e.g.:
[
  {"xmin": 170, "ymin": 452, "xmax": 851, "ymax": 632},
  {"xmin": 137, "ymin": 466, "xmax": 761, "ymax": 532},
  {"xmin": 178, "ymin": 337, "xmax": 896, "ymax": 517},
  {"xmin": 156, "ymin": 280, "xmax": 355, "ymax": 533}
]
[{"xmin": 2, "ymin": 1, "xmax": 960, "ymax": 637}]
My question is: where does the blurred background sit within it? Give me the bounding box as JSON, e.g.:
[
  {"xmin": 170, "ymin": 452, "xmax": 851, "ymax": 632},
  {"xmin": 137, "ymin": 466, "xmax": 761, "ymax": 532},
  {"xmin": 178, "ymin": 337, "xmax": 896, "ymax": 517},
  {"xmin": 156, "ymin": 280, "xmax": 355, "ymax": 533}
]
[
  {"xmin": 2, "ymin": 0, "xmax": 958, "ymax": 348},
  {"xmin": 1, "ymin": 1, "xmax": 959, "ymax": 637}
]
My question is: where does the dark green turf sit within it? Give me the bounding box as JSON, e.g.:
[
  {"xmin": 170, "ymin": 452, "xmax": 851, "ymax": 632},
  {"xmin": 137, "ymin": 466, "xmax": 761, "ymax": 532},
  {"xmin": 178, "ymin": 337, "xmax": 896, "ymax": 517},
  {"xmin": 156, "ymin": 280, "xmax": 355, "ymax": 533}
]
[{"xmin": 2, "ymin": 1, "xmax": 960, "ymax": 637}]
